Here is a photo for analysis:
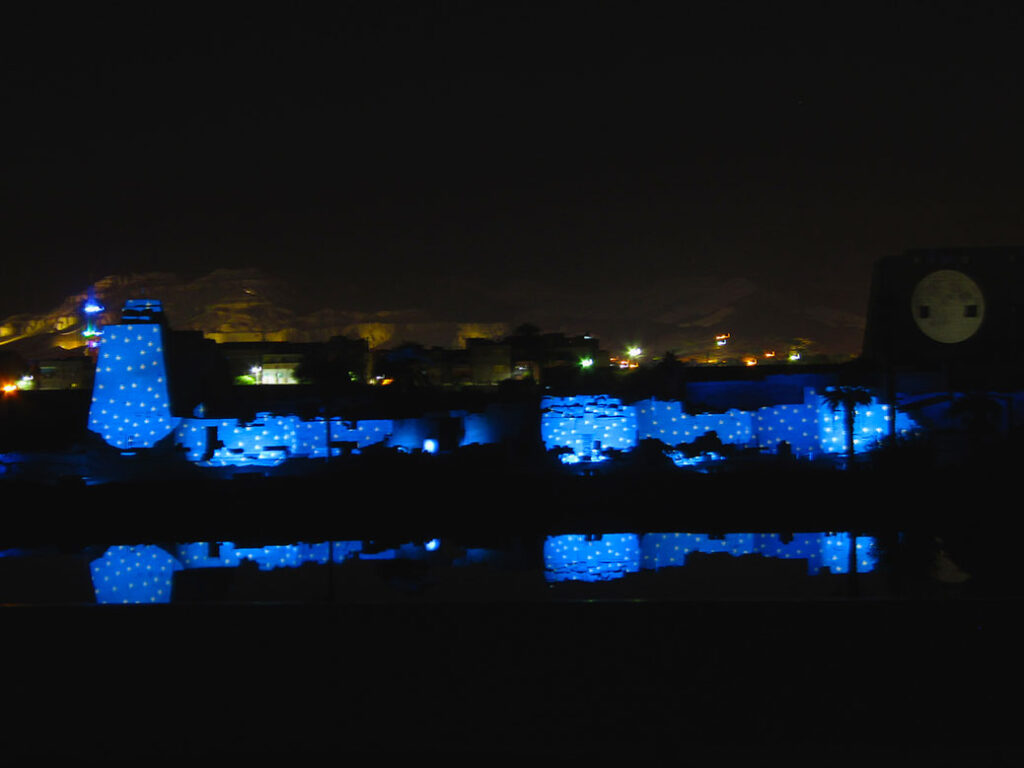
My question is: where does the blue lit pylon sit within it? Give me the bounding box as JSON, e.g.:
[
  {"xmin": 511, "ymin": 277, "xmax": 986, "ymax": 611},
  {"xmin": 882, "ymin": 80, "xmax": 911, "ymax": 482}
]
[{"xmin": 88, "ymin": 322, "xmax": 179, "ymax": 449}]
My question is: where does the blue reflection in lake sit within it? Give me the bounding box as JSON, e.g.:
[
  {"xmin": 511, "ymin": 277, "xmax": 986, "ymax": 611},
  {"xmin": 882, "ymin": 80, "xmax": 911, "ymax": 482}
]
[
  {"xmin": 543, "ymin": 534, "xmax": 642, "ymax": 582},
  {"xmin": 545, "ymin": 532, "xmax": 877, "ymax": 583},
  {"xmin": 89, "ymin": 539, "xmax": 444, "ymax": 603},
  {"xmin": 80, "ymin": 532, "xmax": 877, "ymax": 604},
  {"xmin": 90, "ymin": 544, "xmax": 182, "ymax": 604}
]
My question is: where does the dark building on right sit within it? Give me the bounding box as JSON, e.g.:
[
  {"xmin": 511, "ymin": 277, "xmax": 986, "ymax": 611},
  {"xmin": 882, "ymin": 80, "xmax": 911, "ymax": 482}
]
[{"xmin": 862, "ymin": 247, "xmax": 1024, "ymax": 387}]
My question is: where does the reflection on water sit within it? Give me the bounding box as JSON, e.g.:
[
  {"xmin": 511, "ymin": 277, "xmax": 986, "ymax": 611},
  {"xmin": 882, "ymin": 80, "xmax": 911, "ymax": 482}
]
[
  {"xmin": 0, "ymin": 532, "xmax": 881, "ymax": 605},
  {"xmin": 90, "ymin": 544, "xmax": 182, "ymax": 604},
  {"xmin": 544, "ymin": 532, "xmax": 877, "ymax": 583}
]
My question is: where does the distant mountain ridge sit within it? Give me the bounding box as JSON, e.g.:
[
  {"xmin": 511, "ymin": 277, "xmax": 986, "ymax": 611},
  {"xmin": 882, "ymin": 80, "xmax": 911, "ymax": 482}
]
[
  {"xmin": 0, "ymin": 269, "xmax": 865, "ymax": 360},
  {"xmin": 0, "ymin": 270, "xmax": 513, "ymax": 357}
]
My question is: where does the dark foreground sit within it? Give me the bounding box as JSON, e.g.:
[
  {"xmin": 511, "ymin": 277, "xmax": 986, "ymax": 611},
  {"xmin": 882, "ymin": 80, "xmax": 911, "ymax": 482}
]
[
  {"xmin": 6, "ymin": 456, "xmax": 1024, "ymax": 760},
  {"xmin": 7, "ymin": 599, "xmax": 1022, "ymax": 760}
]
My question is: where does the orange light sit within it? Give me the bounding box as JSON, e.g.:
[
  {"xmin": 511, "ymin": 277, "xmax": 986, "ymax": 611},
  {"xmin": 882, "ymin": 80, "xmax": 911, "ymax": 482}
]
[
  {"xmin": 2, "ymin": 383, "xmax": 17, "ymax": 395},
  {"xmin": 744, "ymin": 358, "xmax": 757, "ymax": 366}
]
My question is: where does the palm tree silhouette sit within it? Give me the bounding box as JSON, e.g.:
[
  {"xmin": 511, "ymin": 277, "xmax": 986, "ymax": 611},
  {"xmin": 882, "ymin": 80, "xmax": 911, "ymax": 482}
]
[
  {"xmin": 821, "ymin": 386, "xmax": 874, "ymax": 469},
  {"xmin": 821, "ymin": 385, "xmax": 873, "ymax": 594}
]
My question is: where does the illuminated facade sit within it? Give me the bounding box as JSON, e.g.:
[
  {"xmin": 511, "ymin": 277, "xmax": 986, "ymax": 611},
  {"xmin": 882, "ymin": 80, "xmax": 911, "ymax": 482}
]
[
  {"xmin": 636, "ymin": 399, "xmax": 754, "ymax": 446},
  {"xmin": 541, "ymin": 395, "xmax": 638, "ymax": 462},
  {"xmin": 175, "ymin": 415, "xmax": 394, "ymax": 466},
  {"xmin": 86, "ymin": 301, "xmax": 918, "ymax": 468},
  {"xmin": 542, "ymin": 392, "xmax": 918, "ymax": 463}
]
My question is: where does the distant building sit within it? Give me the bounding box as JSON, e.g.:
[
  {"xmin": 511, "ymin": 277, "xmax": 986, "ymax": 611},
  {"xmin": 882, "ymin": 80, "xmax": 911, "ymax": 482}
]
[
  {"xmin": 422, "ymin": 340, "xmax": 512, "ymax": 387},
  {"xmin": 31, "ymin": 357, "xmax": 94, "ymax": 391},
  {"xmin": 506, "ymin": 331, "xmax": 604, "ymax": 382},
  {"xmin": 220, "ymin": 337, "xmax": 369, "ymax": 386}
]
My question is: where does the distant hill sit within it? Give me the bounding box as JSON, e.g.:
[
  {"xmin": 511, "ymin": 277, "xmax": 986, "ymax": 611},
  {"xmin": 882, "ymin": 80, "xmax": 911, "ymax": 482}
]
[{"xmin": 0, "ymin": 269, "xmax": 864, "ymax": 360}]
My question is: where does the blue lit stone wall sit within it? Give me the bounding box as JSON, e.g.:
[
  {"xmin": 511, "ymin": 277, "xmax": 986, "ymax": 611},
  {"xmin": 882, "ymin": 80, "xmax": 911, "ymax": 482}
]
[
  {"xmin": 635, "ymin": 394, "xmax": 920, "ymax": 459},
  {"xmin": 389, "ymin": 417, "xmax": 433, "ymax": 452},
  {"xmin": 460, "ymin": 411, "xmax": 497, "ymax": 447},
  {"xmin": 685, "ymin": 373, "xmax": 838, "ymax": 411},
  {"xmin": 295, "ymin": 419, "xmax": 329, "ymax": 458},
  {"xmin": 541, "ymin": 395, "xmax": 638, "ymax": 458},
  {"xmin": 636, "ymin": 398, "xmax": 754, "ymax": 447},
  {"xmin": 89, "ymin": 328, "xmax": 922, "ymax": 468},
  {"xmin": 817, "ymin": 398, "xmax": 916, "ymax": 455},
  {"xmin": 754, "ymin": 403, "xmax": 821, "ymax": 456},
  {"xmin": 174, "ymin": 414, "xmax": 297, "ymax": 467},
  {"xmin": 88, "ymin": 324, "xmax": 180, "ymax": 449},
  {"xmin": 175, "ymin": 416, "xmax": 396, "ymax": 466},
  {"xmin": 331, "ymin": 419, "xmax": 393, "ymax": 452}
]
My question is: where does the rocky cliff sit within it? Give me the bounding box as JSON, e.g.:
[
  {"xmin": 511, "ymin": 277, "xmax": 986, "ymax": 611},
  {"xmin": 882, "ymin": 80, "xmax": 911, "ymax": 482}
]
[{"xmin": 0, "ymin": 269, "xmax": 510, "ymax": 358}]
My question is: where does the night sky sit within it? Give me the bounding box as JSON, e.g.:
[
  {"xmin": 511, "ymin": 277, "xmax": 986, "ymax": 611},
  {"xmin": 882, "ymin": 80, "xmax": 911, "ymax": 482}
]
[{"xmin": 6, "ymin": 2, "xmax": 1024, "ymax": 353}]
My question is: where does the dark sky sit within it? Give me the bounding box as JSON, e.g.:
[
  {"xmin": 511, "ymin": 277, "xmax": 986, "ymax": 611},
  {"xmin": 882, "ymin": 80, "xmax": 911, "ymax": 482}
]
[{"xmin": 5, "ymin": 2, "xmax": 1024, "ymax": 350}]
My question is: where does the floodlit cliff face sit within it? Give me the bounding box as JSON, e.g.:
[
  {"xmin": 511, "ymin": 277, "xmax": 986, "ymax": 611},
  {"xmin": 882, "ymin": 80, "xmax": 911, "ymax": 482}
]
[{"xmin": 0, "ymin": 269, "xmax": 509, "ymax": 353}]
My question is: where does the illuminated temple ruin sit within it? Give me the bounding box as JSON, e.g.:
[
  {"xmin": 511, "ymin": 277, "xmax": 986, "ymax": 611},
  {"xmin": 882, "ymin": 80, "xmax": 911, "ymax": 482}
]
[{"xmin": 86, "ymin": 300, "xmax": 920, "ymax": 470}]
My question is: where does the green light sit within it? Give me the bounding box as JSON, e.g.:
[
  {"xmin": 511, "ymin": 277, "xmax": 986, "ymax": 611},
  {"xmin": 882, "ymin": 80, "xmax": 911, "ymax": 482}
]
[
  {"xmin": 580, "ymin": 357, "xmax": 594, "ymax": 368},
  {"xmin": 627, "ymin": 346, "xmax": 642, "ymax": 358}
]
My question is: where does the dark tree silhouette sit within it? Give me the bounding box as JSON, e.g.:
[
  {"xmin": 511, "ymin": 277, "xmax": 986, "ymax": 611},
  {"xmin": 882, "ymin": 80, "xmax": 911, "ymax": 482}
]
[
  {"xmin": 822, "ymin": 386, "xmax": 873, "ymax": 469},
  {"xmin": 947, "ymin": 392, "xmax": 1003, "ymax": 455},
  {"xmin": 822, "ymin": 385, "xmax": 873, "ymax": 591}
]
